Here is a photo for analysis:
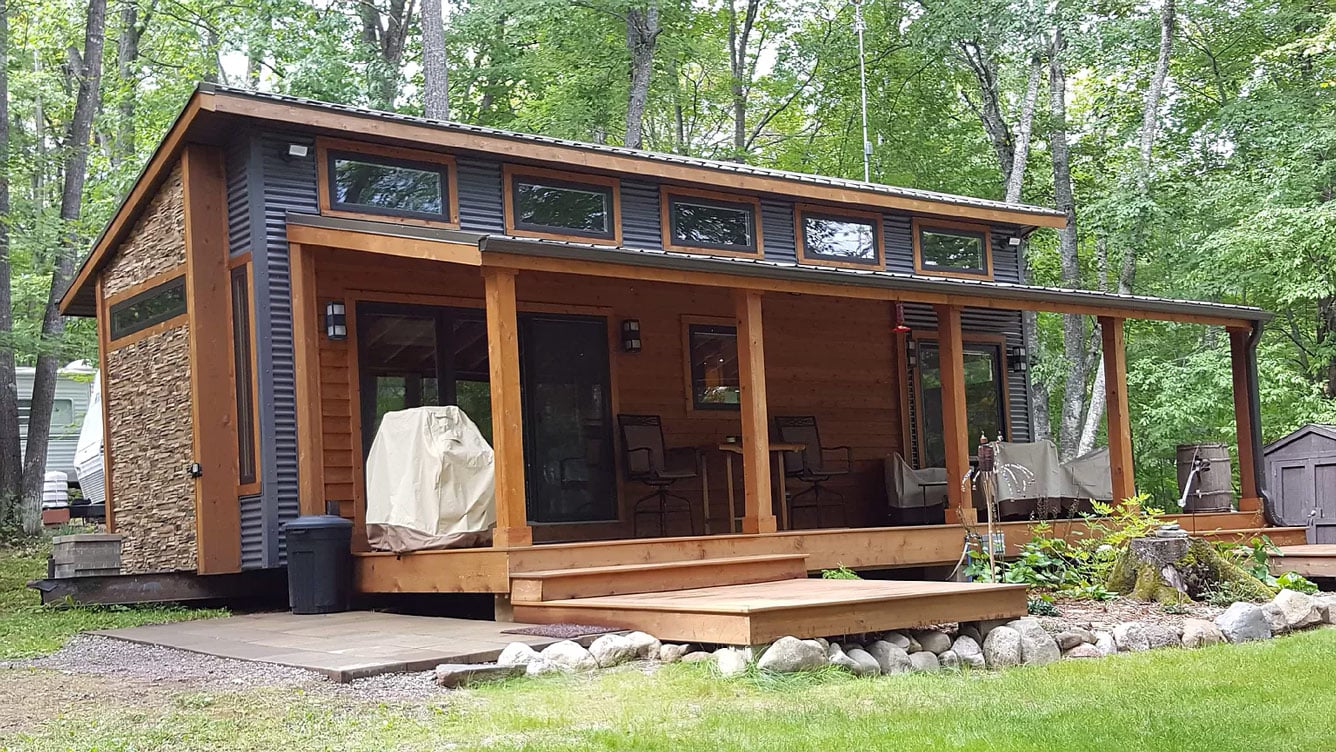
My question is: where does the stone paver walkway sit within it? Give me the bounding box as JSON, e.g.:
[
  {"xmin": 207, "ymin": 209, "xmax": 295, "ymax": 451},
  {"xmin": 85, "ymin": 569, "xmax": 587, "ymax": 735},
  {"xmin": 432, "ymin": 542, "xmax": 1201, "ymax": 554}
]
[{"xmin": 95, "ymin": 611, "xmax": 581, "ymax": 681}]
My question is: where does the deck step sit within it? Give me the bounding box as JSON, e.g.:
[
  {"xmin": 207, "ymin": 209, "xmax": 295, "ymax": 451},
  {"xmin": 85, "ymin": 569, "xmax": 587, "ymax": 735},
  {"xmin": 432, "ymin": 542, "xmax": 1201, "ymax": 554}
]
[
  {"xmin": 509, "ymin": 554, "xmax": 809, "ymax": 602},
  {"xmin": 512, "ymin": 578, "xmax": 1028, "ymax": 645},
  {"xmin": 1199, "ymin": 527, "xmax": 1308, "ymax": 546},
  {"xmin": 1269, "ymin": 545, "xmax": 1336, "ymax": 578}
]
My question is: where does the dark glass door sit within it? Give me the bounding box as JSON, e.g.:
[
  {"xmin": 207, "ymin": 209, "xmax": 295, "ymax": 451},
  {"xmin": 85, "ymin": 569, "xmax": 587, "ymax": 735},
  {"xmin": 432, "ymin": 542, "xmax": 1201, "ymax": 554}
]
[{"xmin": 917, "ymin": 340, "xmax": 1006, "ymax": 468}]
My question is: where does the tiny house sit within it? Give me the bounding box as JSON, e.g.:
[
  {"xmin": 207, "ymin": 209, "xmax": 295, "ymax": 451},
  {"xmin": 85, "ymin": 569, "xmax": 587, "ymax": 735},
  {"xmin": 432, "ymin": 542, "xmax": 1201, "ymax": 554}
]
[{"xmin": 55, "ymin": 85, "xmax": 1283, "ymax": 633}]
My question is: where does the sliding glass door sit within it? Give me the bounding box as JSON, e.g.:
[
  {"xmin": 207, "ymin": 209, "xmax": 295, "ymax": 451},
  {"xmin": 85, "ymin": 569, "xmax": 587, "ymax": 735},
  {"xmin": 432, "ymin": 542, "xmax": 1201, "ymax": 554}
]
[
  {"xmin": 915, "ymin": 339, "xmax": 1007, "ymax": 468},
  {"xmin": 356, "ymin": 302, "xmax": 614, "ymax": 524}
]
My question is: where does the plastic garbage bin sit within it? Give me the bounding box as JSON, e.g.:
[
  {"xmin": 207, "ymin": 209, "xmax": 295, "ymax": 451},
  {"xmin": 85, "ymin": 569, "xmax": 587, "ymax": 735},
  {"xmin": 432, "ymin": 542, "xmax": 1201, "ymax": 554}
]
[{"xmin": 283, "ymin": 515, "xmax": 354, "ymax": 614}]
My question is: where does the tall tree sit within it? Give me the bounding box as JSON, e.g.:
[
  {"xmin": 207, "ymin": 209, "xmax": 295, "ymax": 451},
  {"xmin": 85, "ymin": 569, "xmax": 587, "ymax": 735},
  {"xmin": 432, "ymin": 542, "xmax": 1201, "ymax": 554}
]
[
  {"xmin": 360, "ymin": 0, "xmax": 415, "ymax": 109},
  {"xmin": 421, "ymin": 0, "xmax": 449, "ymax": 119},
  {"xmin": 0, "ymin": 0, "xmax": 20, "ymax": 527},
  {"xmin": 20, "ymin": 0, "xmax": 108, "ymax": 533},
  {"xmin": 113, "ymin": 0, "xmax": 146, "ymax": 166},
  {"xmin": 726, "ymin": 0, "xmax": 759, "ymax": 158},
  {"xmin": 624, "ymin": 1, "xmax": 660, "ymax": 149}
]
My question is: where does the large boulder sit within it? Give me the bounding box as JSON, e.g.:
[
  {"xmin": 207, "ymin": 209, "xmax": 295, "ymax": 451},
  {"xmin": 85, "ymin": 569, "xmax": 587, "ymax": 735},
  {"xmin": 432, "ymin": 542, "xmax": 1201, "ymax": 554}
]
[
  {"xmin": 845, "ymin": 648, "xmax": 883, "ymax": 677},
  {"xmin": 1215, "ymin": 602, "xmax": 1272, "ymax": 643},
  {"xmin": 1316, "ymin": 595, "xmax": 1336, "ymax": 624},
  {"xmin": 539, "ymin": 640, "xmax": 598, "ymax": 672},
  {"xmin": 1181, "ymin": 619, "xmax": 1225, "ymax": 649},
  {"xmin": 1094, "ymin": 631, "xmax": 1117, "ymax": 656},
  {"xmin": 1261, "ymin": 602, "xmax": 1290, "ymax": 635},
  {"xmin": 526, "ymin": 659, "xmax": 559, "ymax": 676},
  {"xmin": 1054, "ymin": 631, "xmax": 1086, "ymax": 651},
  {"xmin": 950, "ymin": 635, "xmax": 986, "ymax": 669},
  {"xmin": 1272, "ymin": 589, "xmax": 1323, "ymax": 630},
  {"xmin": 1112, "ymin": 622, "xmax": 1151, "ymax": 653},
  {"xmin": 497, "ymin": 642, "xmax": 543, "ymax": 667},
  {"xmin": 1063, "ymin": 643, "xmax": 1104, "ymax": 659},
  {"xmin": 681, "ymin": 651, "xmax": 713, "ymax": 664},
  {"xmin": 715, "ymin": 647, "xmax": 751, "ymax": 677},
  {"xmin": 909, "ymin": 651, "xmax": 941, "ymax": 672},
  {"xmin": 866, "ymin": 640, "xmax": 912, "ymax": 674},
  {"xmin": 911, "ymin": 630, "xmax": 952, "ymax": 656},
  {"xmin": 982, "ymin": 626, "xmax": 1022, "ymax": 668},
  {"xmin": 588, "ymin": 634, "xmax": 638, "ymax": 668},
  {"xmin": 625, "ymin": 631, "xmax": 663, "ymax": 660},
  {"xmin": 434, "ymin": 662, "xmax": 525, "ymax": 688},
  {"xmin": 939, "ymin": 650, "xmax": 961, "ymax": 670},
  {"xmin": 1143, "ymin": 624, "xmax": 1180, "ymax": 650},
  {"xmin": 1007, "ymin": 618, "xmax": 1060, "ymax": 665},
  {"xmin": 757, "ymin": 637, "xmax": 826, "ymax": 673},
  {"xmin": 826, "ymin": 644, "xmax": 865, "ymax": 675}
]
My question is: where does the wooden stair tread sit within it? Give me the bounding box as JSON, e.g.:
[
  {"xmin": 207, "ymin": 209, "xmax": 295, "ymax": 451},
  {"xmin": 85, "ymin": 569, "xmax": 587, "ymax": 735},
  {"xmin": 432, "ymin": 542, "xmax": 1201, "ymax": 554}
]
[
  {"xmin": 512, "ymin": 553, "xmax": 809, "ymax": 579},
  {"xmin": 1273, "ymin": 545, "xmax": 1336, "ymax": 557}
]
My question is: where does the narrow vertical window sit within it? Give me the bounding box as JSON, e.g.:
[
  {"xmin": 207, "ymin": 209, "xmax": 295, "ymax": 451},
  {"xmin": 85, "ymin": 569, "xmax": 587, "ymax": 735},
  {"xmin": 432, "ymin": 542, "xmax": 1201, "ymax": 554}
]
[{"xmin": 231, "ymin": 266, "xmax": 257, "ymax": 486}]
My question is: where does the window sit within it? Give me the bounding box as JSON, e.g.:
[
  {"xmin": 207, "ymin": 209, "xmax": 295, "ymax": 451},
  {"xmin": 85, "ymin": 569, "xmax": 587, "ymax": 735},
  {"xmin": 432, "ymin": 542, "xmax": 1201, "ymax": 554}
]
[
  {"xmin": 18, "ymin": 399, "xmax": 75, "ymax": 430},
  {"xmin": 797, "ymin": 206, "xmax": 882, "ymax": 267},
  {"xmin": 230, "ymin": 266, "xmax": 257, "ymax": 487},
  {"xmin": 663, "ymin": 189, "xmax": 762, "ymax": 255},
  {"xmin": 915, "ymin": 339, "xmax": 1007, "ymax": 468},
  {"xmin": 504, "ymin": 165, "xmax": 620, "ymax": 242},
  {"xmin": 687, "ymin": 324, "xmax": 740, "ymax": 410},
  {"xmin": 913, "ymin": 219, "xmax": 992, "ymax": 278},
  {"xmin": 108, "ymin": 275, "xmax": 187, "ymax": 341},
  {"xmin": 317, "ymin": 138, "xmax": 458, "ymax": 227}
]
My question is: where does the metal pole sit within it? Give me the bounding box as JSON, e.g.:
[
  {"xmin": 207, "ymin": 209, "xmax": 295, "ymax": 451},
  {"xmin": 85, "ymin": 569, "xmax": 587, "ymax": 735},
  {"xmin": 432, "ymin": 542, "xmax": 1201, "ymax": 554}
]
[{"xmin": 853, "ymin": 0, "xmax": 871, "ymax": 182}]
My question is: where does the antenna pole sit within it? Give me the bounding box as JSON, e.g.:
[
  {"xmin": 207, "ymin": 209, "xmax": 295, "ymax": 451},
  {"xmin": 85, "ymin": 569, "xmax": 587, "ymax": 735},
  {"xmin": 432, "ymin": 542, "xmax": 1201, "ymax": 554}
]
[{"xmin": 853, "ymin": 0, "xmax": 871, "ymax": 182}]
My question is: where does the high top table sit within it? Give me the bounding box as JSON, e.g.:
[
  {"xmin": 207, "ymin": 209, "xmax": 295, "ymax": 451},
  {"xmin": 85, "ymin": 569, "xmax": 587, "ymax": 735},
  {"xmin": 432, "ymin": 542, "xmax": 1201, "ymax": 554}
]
[{"xmin": 708, "ymin": 442, "xmax": 806, "ymax": 533}]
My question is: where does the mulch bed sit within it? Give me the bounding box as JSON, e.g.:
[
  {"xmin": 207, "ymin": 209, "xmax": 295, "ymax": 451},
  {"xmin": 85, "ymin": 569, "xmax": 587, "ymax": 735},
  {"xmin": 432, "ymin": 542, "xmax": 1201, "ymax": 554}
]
[
  {"xmin": 1040, "ymin": 595, "xmax": 1225, "ymax": 633},
  {"xmin": 502, "ymin": 623, "xmax": 622, "ymax": 639}
]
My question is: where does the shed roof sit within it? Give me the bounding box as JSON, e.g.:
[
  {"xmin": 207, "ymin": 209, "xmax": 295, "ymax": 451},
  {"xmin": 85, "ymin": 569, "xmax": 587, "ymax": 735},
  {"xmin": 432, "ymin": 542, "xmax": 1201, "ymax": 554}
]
[{"xmin": 1264, "ymin": 424, "xmax": 1336, "ymax": 455}]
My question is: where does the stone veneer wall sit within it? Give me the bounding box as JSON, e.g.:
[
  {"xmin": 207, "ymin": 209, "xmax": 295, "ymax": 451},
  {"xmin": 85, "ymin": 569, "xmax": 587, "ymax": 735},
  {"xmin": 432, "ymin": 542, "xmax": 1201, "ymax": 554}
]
[{"xmin": 102, "ymin": 163, "xmax": 197, "ymax": 573}]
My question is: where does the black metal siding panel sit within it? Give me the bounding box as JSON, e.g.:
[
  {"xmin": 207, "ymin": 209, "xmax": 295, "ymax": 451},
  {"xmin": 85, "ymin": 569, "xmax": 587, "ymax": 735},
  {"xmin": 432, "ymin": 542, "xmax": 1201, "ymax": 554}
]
[
  {"xmin": 760, "ymin": 199, "xmax": 795, "ymax": 262},
  {"xmin": 457, "ymin": 157, "xmax": 504, "ymax": 232},
  {"xmin": 621, "ymin": 180, "xmax": 660, "ymax": 250},
  {"xmin": 239, "ymin": 493, "xmax": 265, "ymax": 569},
  {"xmin": 256, "ymin": 131, "xmax": 317, "ymax": 564},
  {"xmin": 884, "ymin": 214, "xmax": 914, "ymax": 274},
  {"xmin": 225, "ymin": 137, "xmax": 251, "ymax": 257}
]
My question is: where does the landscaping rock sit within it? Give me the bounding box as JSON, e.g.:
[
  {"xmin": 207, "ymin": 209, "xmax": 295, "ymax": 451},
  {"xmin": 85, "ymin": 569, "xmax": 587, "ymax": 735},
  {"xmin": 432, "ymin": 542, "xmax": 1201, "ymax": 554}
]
[
  {"xmin": 1094, "ymin": 631, "xmax": 1117, "ymax": 656},
  {"xmin": 1316, "ymin": 595, "xmax": 1336, "ymax": 624},
  {"xmin": 1215, "ymin": 602, "xmax": 1272, "ymax": 643},
  {"xmin": 1143, "ymin": 624, "xmax": 1180, "ymax": 650},
  {"xmin": 950, "ymin": 635, "xmax": 985, "ymax": 669},
  {"xmin": 957, "ymin": 624, "xmax": 983, "ymax": 644},
  {"xmin": 939, "ymin": 649, "xmax": 961, "ymax": 669},
  {"xmin": 434, "ymin": 662, "xmax": 526, "ymax": 688},
  {"xmin": 540, "ymin": 640, "xmax": 598, "ymax": 672},
  {"xmin": 845, "ymin": 648, "xmax": 882, "ymax": 676},
  {"xmin": 971, "ymin": 618, "xmax": 1012, "ymax": 641},
  {"xmin": 1261, "ymin": 602, "xmax": 1290, "ymax": 635},
  {"xmin": 882, "ymin": 631, "xmax": 912, "ymax": 650},
  {"xmin": 681, "ymin": 651, "xmax": 713, "ymax": 664},
  {"xmin": 756, "ymin": 637, "xmax": 826, "ymax": 673},
  {"xmin": 658, "ymin": 644, "xmax": 689, "ymax": 663},
  {"xmin": 1054, "ymin": 631, "xmax": 1085, "ymax": 651},
  {"xmin": 909, "ymin": 651, "xmax": 941, "ymax": 672},
  {"xmin": 715, "ymin": 647, "xmax": 751, "ymax": 677},
  {"xmin": 1273, "ymin": 589, "xmax": 1323, "ymax": 630},
  {"xmin": 866, "ymin": 640, "xmax": 912, "ymax": 674},
  {"xmin": 982, "ymin": 626, "xmax": 1022, "ymax": 669},
  {"xmin": 589, "ymin": 634, "xmax": 638, "ymax": 668},
  {"xmin": 1063, "ymin": 644, "xmax": 1103, "ymax": 659},
  {"xmin": 1181, "ymin": 619, "xmax": 1225, "ymax": 649},
  {"xmin": 1068, "ymin": 627, "xmax": 1098, "ymax": 645},
  {"xmin": 496, "ymin": 642, "xmax": 543, "ymax": 667},
  {"xmin": 626, "ymin": 631, "xmax": 663, "ymax": 660},
  {"xmin": 814, "ymin": 637, "xmax": 830, "ymax": 650},
  {"xmin": 911, "ymin": 630, "xmax": 952, "ymax": 655},
  {"xmin": 1008, "ymin": 619, "xmax": 1060, "ymax": 666},
  {"xmin": 1112, "ymin": 622, "xmax": 1151, "ymax": 653},
  {"xmin": 826, "ymin": 644, "xmax": 864, "ymax": 675},
  {"xmin": 525, "ymin": 659, "xmax": 559, "ymax": 676}
]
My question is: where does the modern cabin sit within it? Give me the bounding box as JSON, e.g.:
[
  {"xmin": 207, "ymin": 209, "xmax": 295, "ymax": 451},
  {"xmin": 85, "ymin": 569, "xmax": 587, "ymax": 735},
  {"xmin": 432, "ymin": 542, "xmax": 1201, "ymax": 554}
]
[{"xmin": 57, "ymin": 85, "xmax": 1296, "ymax": 638}]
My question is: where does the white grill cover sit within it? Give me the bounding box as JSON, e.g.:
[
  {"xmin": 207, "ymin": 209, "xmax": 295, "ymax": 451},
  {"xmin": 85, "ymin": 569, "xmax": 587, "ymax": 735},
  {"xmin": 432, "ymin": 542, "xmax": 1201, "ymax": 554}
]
[{"xmin": 365, "ymin": 406, "xmax": 496, "ymax": 552}]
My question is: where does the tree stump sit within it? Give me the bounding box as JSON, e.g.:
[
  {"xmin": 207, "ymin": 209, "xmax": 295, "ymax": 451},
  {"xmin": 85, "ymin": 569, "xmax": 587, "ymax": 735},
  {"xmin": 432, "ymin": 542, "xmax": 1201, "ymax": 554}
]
[{"xmin": 1106, "ymin": 537, "xmax": 1275, "ymax": 604}]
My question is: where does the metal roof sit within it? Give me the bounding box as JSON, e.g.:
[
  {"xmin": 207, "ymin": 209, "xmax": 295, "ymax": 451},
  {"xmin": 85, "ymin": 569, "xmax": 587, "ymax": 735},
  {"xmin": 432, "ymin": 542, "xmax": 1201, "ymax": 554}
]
[{"xmin": 201, "ymin": 83, "xmax": 1064, "ymax": 223}]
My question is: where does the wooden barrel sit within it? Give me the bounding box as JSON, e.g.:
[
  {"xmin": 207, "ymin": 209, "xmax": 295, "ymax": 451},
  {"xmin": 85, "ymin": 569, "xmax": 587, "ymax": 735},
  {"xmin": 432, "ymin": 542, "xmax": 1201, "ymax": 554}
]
[{"xmin": 1176, "ymin": 443, "xmax": 1234, "ymax": 512}]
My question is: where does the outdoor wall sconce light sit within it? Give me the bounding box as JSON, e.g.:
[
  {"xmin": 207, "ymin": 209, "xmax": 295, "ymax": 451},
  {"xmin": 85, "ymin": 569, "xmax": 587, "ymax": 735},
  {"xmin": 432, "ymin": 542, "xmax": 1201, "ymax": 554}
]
[
  {"xmin": 286, "ymin": 143, "xmax": 310, "ymax": 160},
  {"xmin": 621, "ymin": 319, "xmax": 642, "ymax": 353},
  {"xmin": 1008, "ymin": 345, "xmax": 1028, "ymax": 373},
  {"xmin": 892, "ymin": 301, "xmax": 912, "ymax": 334},
  {"xmin": 325, "ymin": 301, "xmax": 347, "ymax": 340},
  {"xmin": 905, "ymin": 338, "xmax": 918, "ymax": 370}
]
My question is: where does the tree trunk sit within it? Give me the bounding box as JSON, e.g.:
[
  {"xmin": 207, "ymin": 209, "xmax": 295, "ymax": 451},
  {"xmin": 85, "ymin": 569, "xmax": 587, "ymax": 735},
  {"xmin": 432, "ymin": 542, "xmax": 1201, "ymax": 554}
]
[
  {"xmin": 361, "ymin": 0, "xmax": 414, "ymax": 110},
  {"xmin": 0, "ymin": 0, "xmax": 21, "ymax": 526},
  {"xmin": 1006, "ymin": 55, "xmax": 1048, "ymax": 442},
  {"xmin": 420, "ymin": 0, "xmax": 449, "ymax": 119},
  {"xmin": 961, "ymin": 39, "xmax": 1014, "ymax": 188},
  {"xmin": 20, "ymin": 0, "xmax": 108, "ymax": 535},
  {"xmin": 1049, "ymin": 28, "xmax": 1086, "ymax": 462},
  {"xmin": 114, "ymin": 0, "xmax": 139, "ymax": 166},
  {"xmin": 624, "ymin": 2, "xmax": 660, "ymax": 149},
  {"xmin": 727, "ymin": 0, "xmax": 758, "ymax": 160}
]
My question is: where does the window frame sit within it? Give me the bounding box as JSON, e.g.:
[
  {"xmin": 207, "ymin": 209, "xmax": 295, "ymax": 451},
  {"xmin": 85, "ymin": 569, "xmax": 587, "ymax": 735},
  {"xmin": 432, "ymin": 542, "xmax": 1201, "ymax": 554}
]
[
  {"xmin": 794, "ymin": 203, "xmax": 884, "ymax": 269},
  {"xmin": 661, "ymin": 186, "xmax": 764, "ymax": 257},
  {"xmin": 502, "ymin": 164, "xmax": 622, "ymax": 244},
  {"xmin": 682, "ymin": 317, "xmax": 742, "ymax": 412},
  {"xmin": 228, "ymin": 254, "xmax": 261, "ymax": 494},
  {"xmin": 911, "ymin": 218, "xmax": 994, "ymax": 280},
  {"xmin": 907, "ymin": 331, "xmax": 1011, "ymax": 469},
  {"xmin": 315, "ymin": 137, "xmax": 460, "ymax": 229},
  {"xmin": 107, "ymin": 272, "xmax": 188, "ymax": 344}
]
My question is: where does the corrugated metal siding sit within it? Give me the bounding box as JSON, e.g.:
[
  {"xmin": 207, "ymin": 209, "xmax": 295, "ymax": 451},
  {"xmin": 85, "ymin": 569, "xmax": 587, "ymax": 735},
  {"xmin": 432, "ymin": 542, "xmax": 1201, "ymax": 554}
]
[
  {"xmin": 457, "ymin": 157, "xmax": 504, "ymax": 232},
  {"xmin": 239, "ymin": 493, "xmax": 265, "ymax": 569},
  {"xmin": 225, "ymin": 138, "xmax": 251, "ymax": 257},
  {"xmin": 256, "ymin": 132, "xmax": 317, "ymax": 565},
  {"xmin": 760, "ymin": 199, "xmax": 795, "ymax": 262},
  {"xmin": 621, "ymin": 180, "xmax": 660, "ymax": 249},
  {"xmin": 884, "ymin": 213, "xmax": 915, "ymax": 273}
]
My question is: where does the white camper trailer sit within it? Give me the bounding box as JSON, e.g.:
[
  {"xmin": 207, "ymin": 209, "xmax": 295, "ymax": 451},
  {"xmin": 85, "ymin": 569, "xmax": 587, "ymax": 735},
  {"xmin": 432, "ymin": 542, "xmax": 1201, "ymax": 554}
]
[{"xmin": 16, "ymin": 361, "xmax": 96, "ymax": 484}]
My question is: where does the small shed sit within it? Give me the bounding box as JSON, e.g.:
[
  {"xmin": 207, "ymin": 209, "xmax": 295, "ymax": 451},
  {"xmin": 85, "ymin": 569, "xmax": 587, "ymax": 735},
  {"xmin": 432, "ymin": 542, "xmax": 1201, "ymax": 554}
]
[{"xmin": 1264, "ymin": 424, "xmax": 1336, "ymax": 543}]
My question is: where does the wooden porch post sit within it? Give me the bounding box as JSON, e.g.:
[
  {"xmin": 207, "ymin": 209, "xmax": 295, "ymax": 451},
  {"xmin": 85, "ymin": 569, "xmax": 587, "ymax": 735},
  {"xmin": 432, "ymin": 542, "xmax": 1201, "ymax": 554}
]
[
  {"xmin": 1099, "ymin": 317, "xmax": 1136, "ymax": 505},
  {"xmin": 934, "ymin": 304, "xmax": 973, "ymax": 524},
  {"xmin": 289, "ymin": 242, "xmax": 326, "ymax": 518},
  {"xmin": 1229, "ymin": 327, "xmax": 1261, "ymax": 511},
  {"xmin": 484, "ymin": 267, "xmax": 533, "ymax": 547},
  {"xmin": 735, "ymin": 289, "xmax": 777, "ymax": 534}
]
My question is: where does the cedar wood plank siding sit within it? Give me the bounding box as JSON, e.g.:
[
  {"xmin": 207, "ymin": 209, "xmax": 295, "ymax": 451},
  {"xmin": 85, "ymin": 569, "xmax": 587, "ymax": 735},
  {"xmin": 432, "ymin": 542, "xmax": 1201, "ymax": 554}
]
[{"xmin": 234, "ymin": 129, "xmax": 1033, "ymax": 552}]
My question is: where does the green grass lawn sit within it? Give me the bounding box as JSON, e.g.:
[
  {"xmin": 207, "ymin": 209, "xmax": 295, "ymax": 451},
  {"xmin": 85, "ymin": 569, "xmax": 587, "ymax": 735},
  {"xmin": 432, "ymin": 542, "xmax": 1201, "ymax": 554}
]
[{"xmin": 0, "ymin": 542, "xmax": 225, "ymax": 659}]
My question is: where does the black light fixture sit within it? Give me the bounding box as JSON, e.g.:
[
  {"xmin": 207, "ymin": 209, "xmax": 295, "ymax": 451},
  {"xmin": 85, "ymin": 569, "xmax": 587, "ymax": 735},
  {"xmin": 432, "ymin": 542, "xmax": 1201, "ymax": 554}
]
[
  {"xmin": 1008, "ymin": 345, "xmax": 1027, "ymax": 373},
  {"xmin": 621, "ymin": 319, "xmax": 642, "ymax": 353},
  {"xmin": 905, "ymin": 338, "xmax": 918, "ymax": 370},
  {"xmin": 892, "ymin": 301, "xmax": 911, "ymax": 334},
  {"xmin": 325, "ymin": 301, "xmax": 347, "ymax": 340}
]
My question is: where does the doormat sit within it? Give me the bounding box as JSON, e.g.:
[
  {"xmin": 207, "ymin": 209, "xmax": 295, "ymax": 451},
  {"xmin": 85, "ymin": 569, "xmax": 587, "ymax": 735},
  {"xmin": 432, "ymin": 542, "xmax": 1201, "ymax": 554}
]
[{"xmin": 502, "ymin": 624, "xmax": 622, "ymax": 639}]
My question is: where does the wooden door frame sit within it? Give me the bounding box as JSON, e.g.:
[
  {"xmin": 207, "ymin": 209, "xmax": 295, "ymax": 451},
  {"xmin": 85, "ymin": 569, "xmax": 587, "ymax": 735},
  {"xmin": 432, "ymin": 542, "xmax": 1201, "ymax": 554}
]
[{"xmin": 901, "ymin": 329, "xmax": 1011, "ymax": 469}]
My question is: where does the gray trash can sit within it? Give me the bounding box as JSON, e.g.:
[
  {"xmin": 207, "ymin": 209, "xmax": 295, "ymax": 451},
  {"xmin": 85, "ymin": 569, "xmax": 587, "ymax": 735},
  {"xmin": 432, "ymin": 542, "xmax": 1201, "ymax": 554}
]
[{"xmin": 283, "ymin": 515, "xmax": 354, "ymax": 614}]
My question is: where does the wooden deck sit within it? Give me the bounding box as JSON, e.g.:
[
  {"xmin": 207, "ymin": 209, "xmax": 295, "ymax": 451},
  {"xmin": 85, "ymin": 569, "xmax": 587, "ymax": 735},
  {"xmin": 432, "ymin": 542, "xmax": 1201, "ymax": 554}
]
[
  {"xmin": 511, "ymin": 578, "xmax": 1028, "ymax": 644},
  {"xmin": 1270, "ymin": 545, "xmax": 1336, "ymax": 578}
]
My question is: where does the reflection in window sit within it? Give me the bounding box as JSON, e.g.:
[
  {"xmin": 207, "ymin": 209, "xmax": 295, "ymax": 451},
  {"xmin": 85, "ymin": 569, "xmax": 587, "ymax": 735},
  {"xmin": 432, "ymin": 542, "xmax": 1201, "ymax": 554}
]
[
  {"xmin": 512, "ymin": 178, "xmax": 614, "ymax": 238},
  {"xmin": 669, "ymin": 196, "xmax": 757, "ymax": 252},
  {"xmin": 108, "ymin": 276, "xmax": 187, "ymax": 340},
  {"xmin": 917, "ymin": 340, "xmax": 1005, "ymax": 468},
  {"xmin": 802, "ymin": 213, "xmax": 878, "ymax": 264},
  {"xmin": 329, "ymin": 151, "xmax": 449, "ymax": 221},
  {"xmin": 688, "ymin": 324, "xmax": 740, "ymax": 409},
  {"xmin": 231, "ymin": 266, "xmax": 257, "ymax": 485},
  {"xmin": 918, "ymin": 226, "xmax": 989, "ymax": 275}
]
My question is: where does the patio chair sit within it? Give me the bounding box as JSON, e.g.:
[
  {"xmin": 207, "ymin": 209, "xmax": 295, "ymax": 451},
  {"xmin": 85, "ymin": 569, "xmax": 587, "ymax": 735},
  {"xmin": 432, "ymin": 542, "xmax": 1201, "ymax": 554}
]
[
  {"xmin": 774, "ymin": 415, "xmax": 851, "ymax": 528},
  {"xmin": 617, "ymin": 414, "xmax": 700, "ymax": 537}
]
